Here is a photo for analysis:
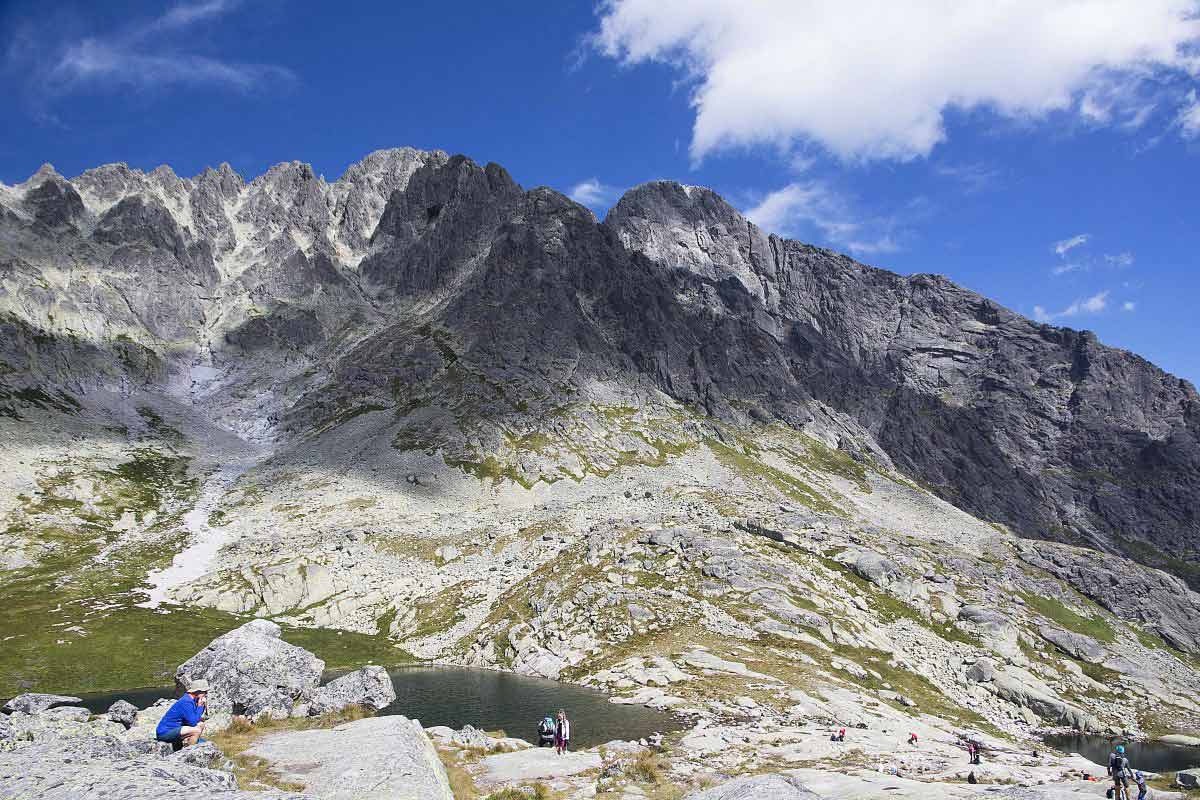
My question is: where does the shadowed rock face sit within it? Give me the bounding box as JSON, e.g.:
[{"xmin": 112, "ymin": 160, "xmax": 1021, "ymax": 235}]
[{"xmin": 0, "ymin": 148, "xmax": 1197, "ymax": 585}]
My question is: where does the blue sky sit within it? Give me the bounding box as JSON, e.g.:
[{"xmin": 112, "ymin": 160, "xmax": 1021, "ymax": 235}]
[{"xmin": 2, "ymin": 0, "xmax": 1198, "ymax": 384}]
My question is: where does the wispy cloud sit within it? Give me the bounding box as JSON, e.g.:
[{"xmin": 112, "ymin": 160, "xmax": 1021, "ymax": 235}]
[
  {"xmin": 1033, "ymin": 290, "xmax": 1110, "ymax": 322},
  {"xmin": 1177, "ymin": 89, "xmax": 1200, "ymax": 138},
  {"xmin": 744, "ymin": 181, "xmax": 904, "ymax": 257},
  {"xmin": 1051, "ymin": 262, "xmax": 1084, "ymax": 276},
  {"xmin": 934, "ymin": 162, "xmax": 1001, "ymax": 195},
  {"xmin": 568, "ymin": 178, "xmax": 621, "ymax": 210},
  {"xmin": 1048, "ymin": 247, "xmax": 1135, "ymax": 277},
  {"xmin": 1105, "ymin": 251, "xmax": 1135, "ymax": 268},
  {"xmin": 5, "ymin": 0, "xmax": 292, "ymax": 108},
  {"xmin": 1122, "ymin": 301, "xmax": 1137, "ymax": 312},
  {"xmin": 1052, "ymin": 233, "xmax": 1090, "ymax": 257}
]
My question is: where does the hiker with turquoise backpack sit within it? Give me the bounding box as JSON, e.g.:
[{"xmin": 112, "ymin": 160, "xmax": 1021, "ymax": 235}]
[
  {"xmin": 1108, "ymin": 744, "xmax": 1133, "ymax": 800},
  {"xmin": 537, "ymin": 715, "xmax": 555, "ymax": 747}
]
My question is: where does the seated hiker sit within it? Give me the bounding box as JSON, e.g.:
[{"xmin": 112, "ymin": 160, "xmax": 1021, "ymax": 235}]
[{"xmin": 156, "ymin": 679, "xmax": 209, "ymax": 750}]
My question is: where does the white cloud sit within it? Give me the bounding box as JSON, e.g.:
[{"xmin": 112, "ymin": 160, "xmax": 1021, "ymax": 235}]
[
  {"xmin": 592, "ymin": 0, "xmax": 1200, "ymax": 162},
  {"xmin": 7, "ymin": 0, "xmax": 292, "ymax": 100},
  {"xmin": 1034, "ymin": 290, "xmax": 1110, "ymax": 322},
  {"xmin": 1105, "ymin": 251, "xmax": 1135, "ymax": 268},
  {"xmin": 1123, "ymin": 301, "xmax": 1138, "ymax": 311},
  {"xmin": 743, "ymin": 181, "xmax": 900, "ymax": 256},
  {"xmin": 1053, "ymin": 233, "xmax": 1090, "ymax": 257},
  {"xmin": 1051, "ymin": 262, "xmax": 1084, "ymax": 277},
  {"xmin": 568, "ymin": 178, "xmax": 620, "ymax": 209}
]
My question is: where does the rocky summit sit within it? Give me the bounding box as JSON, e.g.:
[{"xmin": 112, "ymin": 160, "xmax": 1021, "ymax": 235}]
[{"xmin": 2, "ymin": 148, "xmax": 1200, "ymax": 797}]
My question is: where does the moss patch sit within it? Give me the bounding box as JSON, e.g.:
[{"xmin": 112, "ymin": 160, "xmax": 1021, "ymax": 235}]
[{"xmin": 1019, "ymin": 592, "xmax": 1116, "ymax": 643}]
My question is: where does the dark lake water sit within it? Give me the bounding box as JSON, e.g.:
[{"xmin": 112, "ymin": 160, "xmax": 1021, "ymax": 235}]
[
  {"xmin": 73, "ymin": 665, "xmax": 687, "ymax": 749},
  {"xmin": 1045, "ymin": 734, "xmax": 1200, "ymax": 774}
]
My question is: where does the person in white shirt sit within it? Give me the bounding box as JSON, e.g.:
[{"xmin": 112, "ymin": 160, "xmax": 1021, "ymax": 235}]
[{"xmin": 555, "ymin": 709, "xmax": 571, "ymax": 755}]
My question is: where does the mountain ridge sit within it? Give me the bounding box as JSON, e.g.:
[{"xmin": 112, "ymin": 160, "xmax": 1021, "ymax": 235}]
[{"xmin": 1, "ymin": 147, "xmax": 1198, "ymax": 587}]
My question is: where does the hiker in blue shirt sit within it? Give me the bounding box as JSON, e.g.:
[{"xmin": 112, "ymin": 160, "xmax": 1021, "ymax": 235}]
[{"xmin": 156, "ymin": 679, "xmax": 210, "ymax": 750}]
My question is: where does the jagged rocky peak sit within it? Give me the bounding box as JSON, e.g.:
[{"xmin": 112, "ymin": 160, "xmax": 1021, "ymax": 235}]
[
  {"xmin": 606, "ymin": 179, "xmax": 776, "ymax": 299},
  {"xmin": 360, "ymin": 154, "xmax": 525, "ymax": 296},
  {"xmin": 332, "ymin": 147, "xmax": 448, "ymax": 253},
  {"xmin": 15, "ymin": 164, "xmax": 86, "ymax": 230}
]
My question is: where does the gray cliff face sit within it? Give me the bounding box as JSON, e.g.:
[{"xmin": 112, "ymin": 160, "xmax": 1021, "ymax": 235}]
[{"xmin": 0, "ymin": 149, "xmax": 1197, "ymax": 586}]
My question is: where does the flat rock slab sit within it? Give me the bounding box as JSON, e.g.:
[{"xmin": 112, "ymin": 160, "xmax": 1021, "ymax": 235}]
[
  {"xmin": 1161, "ymin": 735, "xmax": 1200, "ymax": 747},
  {"xmin": 0, "ymin": 735, "xmax": 305, "ymax": 800},
  {"xmin": 685, "ymin": 773, "xmax": 823, "ymax": 799},
  {"xmin": 478, "ymin": 746, "xmax": 602, "ymax": 785},
  {"xmin": 247, "ymin": 715, "xmax": 452, "ymax": 800},
  {"xmin": 785, "ymin": 769, "xmax": 1183, "ymax": 800}
]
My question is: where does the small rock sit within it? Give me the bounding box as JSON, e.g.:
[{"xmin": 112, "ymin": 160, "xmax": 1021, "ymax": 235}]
[
  {"xmin": 169, "ymin": 740, "xmax": 228, "ymax": 770},
  {"xmin": 106, "ymin": 700, "xmax": 139, "ymax": 728}
]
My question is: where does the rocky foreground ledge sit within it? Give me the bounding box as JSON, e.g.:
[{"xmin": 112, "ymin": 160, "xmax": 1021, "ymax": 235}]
[{"xmin": 0, "ymin": 619, "xmax": 447, "ymax": 799}]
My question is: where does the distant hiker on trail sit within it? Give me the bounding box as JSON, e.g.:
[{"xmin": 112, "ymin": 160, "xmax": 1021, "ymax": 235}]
[
  {"xmin": 908, "ymin": 732, "xmax": 919, "ymax": 746},
  {"xmin": 155, "ymin": 679, "xmax": 209, "ymax": 751},
  {"xmin": 1108, "ymin": 744, "xmax": 1133, "ymax": 800},
  {"xmin": 537, "ymin": 715, "xmax": 555, "ymax": 747},
  {"xmin": 838, "ymin": 728, "xmax": 846, "ymax": 741},
  {"xmin": 555, "ymin": 709, "xmax": 571, "ymax": 755}
]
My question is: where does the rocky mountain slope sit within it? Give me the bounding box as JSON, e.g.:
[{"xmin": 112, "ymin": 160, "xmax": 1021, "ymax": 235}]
[
  {"xmin": 2, "ymin": 149, "xmax": 1196, "ymax": 574},
  {"xmin": 3, "ymin": 148, "xmax": 1200, "ymax": 755}
]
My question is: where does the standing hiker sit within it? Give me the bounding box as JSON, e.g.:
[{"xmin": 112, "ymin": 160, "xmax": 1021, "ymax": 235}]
[
  {"xmin": 555, "ymin": 708, "xmax": 571, "ymax": 755},
  {"xmin": 1108, "ymin": 744, "xmax": 1133, "ymax": 800}
]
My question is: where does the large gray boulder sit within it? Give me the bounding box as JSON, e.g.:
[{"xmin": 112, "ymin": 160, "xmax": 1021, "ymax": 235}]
[
  {"xmin": 305, "ymin": 666, "xmax": 396, "ymax": 716},
  {"xmin": 966, "ymin": 658, "xmax": 995, "ymax": 683},
  {"xmin": 1039, "ymin": 626, "xmax": 1106, "ymax": 664},
  {"xmin": 989, "ymin": 671, "xmax": 1100, "ymax": 731},
  {"xmin": 957, "ymin": 605, "xmax": 1008, "ymax": 631},
  {"xmin": 1178, "ymin": 768, "xmax": 1200, "ymax": 788},
  {"xmin": 852, "ymin": 552, "xmax": 901, "ymax": 586},
  {"xmin": 957, "ymin": 605, "xmax": 1022, "ymax": 659},
  {"xmin": 2, "ymin": 693, "xmax": 82, "ymax": 714},
  {"xmin": 246, "ymin": 715, "xmax": 453, "ymax": 799},
  {"xmin": 175, "ymin": 619, "xmax": 324, "ymax": 720},
  {"xmin": 684, "ymin": 773, "xmax": 824, "ymax": 799}
]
